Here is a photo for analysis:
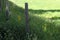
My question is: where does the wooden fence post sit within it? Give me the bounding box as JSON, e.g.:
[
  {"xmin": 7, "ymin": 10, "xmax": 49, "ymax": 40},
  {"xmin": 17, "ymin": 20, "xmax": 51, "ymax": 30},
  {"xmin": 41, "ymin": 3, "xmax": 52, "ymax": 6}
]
[
  {"xmin": 25, "ymin": 3, "xmax": 30, "ymax": 40},
  {"xmin": 0, "ymin": 0, "xmax": 2, "ymax": 11},
  {"xmin": 5, "ymin": 0, "xmax": 9, "ymax": 21}
]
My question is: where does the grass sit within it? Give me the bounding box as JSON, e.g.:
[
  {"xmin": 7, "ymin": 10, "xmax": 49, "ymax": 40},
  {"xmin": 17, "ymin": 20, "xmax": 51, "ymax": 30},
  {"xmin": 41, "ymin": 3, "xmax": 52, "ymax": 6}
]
[
  {"xmin": 9, "ymin": 0, "xmax": 60, "ymax": 10},
  {"xmin": 1, "ymin": 0, "xmax": 60, "ymax": 40}
]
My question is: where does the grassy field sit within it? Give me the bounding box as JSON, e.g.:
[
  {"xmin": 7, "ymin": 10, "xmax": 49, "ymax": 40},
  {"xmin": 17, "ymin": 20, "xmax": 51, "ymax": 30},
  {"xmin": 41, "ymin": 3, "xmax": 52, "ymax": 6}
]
[
  {"xmin": 1, "ymin": 0, "xmax": 60, "ymax": 40},
  {"xmin": 9, "ymin": 0, "xmax": 60, "ymax": 10}
]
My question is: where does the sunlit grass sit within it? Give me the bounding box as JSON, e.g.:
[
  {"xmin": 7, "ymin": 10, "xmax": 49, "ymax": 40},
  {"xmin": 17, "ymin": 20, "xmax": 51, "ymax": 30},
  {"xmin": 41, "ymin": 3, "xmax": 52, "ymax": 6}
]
[
  {"xmin": 42, "ymin": 24, "xmax": 47, "ymax": 32},
  {"xmin": 29, "ymin": 12, "xmax": 60, "ymax": 26},
  {"xmin": 29, "ymin": 12, "xmax": 60, "ymax": 19},
  {"xmin": 9, "ymin": 0, "xmax": 60, "ymax": 10}
]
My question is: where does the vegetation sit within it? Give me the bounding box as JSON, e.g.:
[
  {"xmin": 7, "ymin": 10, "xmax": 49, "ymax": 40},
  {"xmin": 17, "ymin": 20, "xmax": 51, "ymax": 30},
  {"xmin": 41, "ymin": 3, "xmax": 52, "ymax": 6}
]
[{"xmin": 0, "ymin": 0, "xmax": 60, "ymax": 40}]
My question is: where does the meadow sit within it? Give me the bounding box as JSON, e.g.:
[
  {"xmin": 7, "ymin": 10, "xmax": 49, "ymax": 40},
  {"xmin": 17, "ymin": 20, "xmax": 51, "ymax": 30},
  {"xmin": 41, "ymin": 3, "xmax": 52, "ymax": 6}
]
[{"xmin": 0, "ymin": 0, "xmax": 60, "ymax": 40}]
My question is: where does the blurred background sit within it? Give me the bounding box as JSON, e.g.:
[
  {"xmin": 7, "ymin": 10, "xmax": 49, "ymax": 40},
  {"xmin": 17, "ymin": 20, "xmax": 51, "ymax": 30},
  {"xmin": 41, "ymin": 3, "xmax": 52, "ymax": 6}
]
[{"xmin": 0, "ymin": 0, "xmax": 60, "ymax": 40}]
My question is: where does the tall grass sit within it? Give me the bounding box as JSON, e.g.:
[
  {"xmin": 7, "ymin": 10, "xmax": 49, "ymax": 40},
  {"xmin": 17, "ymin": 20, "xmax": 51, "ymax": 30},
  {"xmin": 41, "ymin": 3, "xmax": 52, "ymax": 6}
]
[{"xmin": 0, "ymin": 0, "xmax": 60, "ymax": 40}]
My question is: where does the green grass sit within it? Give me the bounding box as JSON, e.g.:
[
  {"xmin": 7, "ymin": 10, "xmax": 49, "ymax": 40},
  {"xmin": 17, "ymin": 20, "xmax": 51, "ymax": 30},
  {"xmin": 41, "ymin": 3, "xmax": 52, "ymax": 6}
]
[
  {"xmin": 1, "ymin": 0, "xmax": 60, "ymax": 40},
  {"xmin": 9, "ymin": 0, "xmax": 60, "ymax": 10}
]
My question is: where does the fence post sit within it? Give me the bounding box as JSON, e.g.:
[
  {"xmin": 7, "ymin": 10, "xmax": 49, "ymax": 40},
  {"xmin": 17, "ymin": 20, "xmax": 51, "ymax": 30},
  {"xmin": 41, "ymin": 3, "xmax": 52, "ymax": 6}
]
[
  {"xmin": 0, "ymin": 0, "xmax": 2, "ymax": 11},
  {"xmin": 25, "ymin": 3, "xmax": 30, "ymax": 40},
  {"xmin": 5, "ymin": 0, "xmax": 9, "ymax": 21}
]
